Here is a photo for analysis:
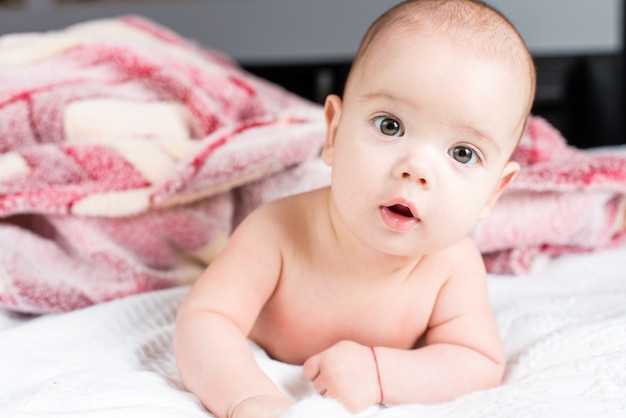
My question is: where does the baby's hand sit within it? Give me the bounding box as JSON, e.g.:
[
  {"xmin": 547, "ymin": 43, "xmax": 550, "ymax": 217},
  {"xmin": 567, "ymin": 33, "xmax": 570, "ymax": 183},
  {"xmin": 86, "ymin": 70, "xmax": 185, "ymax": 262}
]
[
  {"xmin": 229, "ymin": 394, "xmax": 295, "ymax": 418},
  {"xmin": 302, "ymin": 340, "xmax": 380, "ymax": 411}
]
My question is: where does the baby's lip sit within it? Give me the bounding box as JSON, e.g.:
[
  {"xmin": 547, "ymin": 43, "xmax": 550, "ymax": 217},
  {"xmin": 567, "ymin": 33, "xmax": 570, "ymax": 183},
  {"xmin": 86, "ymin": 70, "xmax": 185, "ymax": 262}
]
[
  {"xmin": 380, "ymin": 199, "xmax": 420, "ymax": 231},
  {"xmin": 383, "ymin": 199, "xmax": 419, "ymax": 219},
  {"xmin": 387, "ymin": 203, "xmax": 415, "ymax": 218}
]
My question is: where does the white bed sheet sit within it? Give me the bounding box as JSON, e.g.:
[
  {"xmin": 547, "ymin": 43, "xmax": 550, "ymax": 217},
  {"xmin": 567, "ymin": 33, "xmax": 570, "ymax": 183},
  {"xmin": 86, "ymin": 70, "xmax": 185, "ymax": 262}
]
[{"xmin": 0, "ymin": 245, "xmax": 625, "ymax": 418}]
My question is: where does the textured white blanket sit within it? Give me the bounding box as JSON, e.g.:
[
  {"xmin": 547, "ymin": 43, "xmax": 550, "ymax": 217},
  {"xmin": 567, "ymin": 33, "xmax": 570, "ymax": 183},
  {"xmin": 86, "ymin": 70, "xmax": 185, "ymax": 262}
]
[{"xmin": 1, "ymin": 245, "xmax": 625, "ymax": 418}]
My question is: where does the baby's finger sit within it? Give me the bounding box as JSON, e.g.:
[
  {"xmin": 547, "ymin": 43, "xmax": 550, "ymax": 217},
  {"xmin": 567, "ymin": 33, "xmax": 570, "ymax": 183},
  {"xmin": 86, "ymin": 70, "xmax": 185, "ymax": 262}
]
[{"xmin": 302, "ymin": 354, "xmax": 321, "ymax": 381}]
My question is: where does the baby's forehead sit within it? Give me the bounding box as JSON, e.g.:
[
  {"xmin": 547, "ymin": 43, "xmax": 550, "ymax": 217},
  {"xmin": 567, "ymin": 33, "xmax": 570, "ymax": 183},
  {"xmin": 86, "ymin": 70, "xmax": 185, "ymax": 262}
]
[
  {"xmin": 359, "ymin": 14, "xmax": 534, "ymax": 110},
  {"xmin": 362, "ymin": 25, "xmax": 530, "ymax": 86}
]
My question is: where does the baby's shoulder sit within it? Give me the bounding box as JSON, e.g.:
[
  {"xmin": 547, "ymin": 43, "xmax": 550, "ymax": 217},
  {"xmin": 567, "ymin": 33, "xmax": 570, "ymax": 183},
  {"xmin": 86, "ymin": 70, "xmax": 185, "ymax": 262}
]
[
  {"xmin": 241, "ymin": 188, "xmax": 326, "ymax": 237},
  {"xmin": 426, "ymin": 236, "xmax": 485, "ymax": 279},
  {"xmin": 444, "ymin": 235, "xmax": 482, "ymax": 258}
]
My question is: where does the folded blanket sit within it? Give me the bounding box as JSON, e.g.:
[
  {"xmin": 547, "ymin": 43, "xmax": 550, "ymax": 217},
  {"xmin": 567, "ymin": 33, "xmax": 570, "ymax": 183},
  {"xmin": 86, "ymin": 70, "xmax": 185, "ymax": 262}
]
[
  {"xmin": 472, "ymin": 117, "xmax": 626, "ymax": 274},
  {"xmin": 0, "ymin": 16, "xmax": 330, "ymax": 313},
  {"xmin": 0, "ymin": 17, "xmax": 624, "ymax": 314}
]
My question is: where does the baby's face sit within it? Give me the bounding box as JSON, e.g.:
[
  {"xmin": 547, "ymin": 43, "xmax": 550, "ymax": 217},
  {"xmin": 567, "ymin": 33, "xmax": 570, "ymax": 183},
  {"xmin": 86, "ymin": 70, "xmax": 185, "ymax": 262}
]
[{"xmin": 323, "ymin": 29, "xmax": 528, "ymax": 256}]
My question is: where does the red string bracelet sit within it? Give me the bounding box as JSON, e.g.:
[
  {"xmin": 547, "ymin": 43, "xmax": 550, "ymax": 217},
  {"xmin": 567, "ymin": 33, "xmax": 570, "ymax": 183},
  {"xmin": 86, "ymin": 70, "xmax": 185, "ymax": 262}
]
[{"xmin": 370, "ymin": 346, "xmax": 384, "ymax": 405}]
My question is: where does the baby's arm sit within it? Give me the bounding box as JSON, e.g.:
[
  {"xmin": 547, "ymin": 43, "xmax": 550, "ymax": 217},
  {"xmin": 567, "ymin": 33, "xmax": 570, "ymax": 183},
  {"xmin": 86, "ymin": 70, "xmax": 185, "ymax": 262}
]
[
  {"xmin": 174, "ymin": 208, "xmax": 293, "ymax": 418},
  {"xmin": 374, "ymin": 238, "xmax": 505, "ymax": 405}
]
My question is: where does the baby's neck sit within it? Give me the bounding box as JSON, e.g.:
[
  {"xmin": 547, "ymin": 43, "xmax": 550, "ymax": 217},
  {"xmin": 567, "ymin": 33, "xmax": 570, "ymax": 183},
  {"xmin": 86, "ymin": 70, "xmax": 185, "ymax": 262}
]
[{"xmin": 319, "ymin": 189, "xmax": 423, "ymax": 280}]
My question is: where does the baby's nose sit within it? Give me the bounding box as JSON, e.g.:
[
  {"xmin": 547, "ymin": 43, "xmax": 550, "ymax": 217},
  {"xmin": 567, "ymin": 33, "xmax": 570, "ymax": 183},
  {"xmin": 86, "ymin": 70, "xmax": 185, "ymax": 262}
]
[
  {"xmin": 394, "ymin": 150, "xmax": 435, "ymax": 188},
  {"xmin": 401, "ymin": 171, "xmax": 428, "ymax": 186}
]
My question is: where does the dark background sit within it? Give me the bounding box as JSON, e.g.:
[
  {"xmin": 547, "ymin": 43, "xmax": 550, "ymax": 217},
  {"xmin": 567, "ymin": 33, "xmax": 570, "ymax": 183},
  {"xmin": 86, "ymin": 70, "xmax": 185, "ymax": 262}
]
[
  {"xmin": 1, "ymin": 0, "xmax": 624, "ymax": 149},
  {"xmin": 246, "ymin": 53, "xmax": 624, "ymax": 149}
]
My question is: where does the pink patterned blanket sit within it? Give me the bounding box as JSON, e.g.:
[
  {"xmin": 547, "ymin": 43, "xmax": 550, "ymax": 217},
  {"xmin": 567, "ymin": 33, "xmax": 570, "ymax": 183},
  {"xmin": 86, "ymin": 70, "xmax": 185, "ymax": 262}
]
[
  {"xmin": 473, "ymin": 117, "xmax": 626, "ymax": 274},
  {"xmin": 0, "ymin": 16, "xmax": 329, "ymax": 313},
  {"xmin": 0, "ymin": 17, "xmax": 624, "ymax": 313}
]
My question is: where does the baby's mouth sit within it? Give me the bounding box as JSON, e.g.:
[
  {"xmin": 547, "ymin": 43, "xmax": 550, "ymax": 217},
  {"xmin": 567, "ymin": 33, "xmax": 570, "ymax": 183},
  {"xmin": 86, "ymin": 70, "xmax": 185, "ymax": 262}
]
[
  {"xmin": 380, "ymin": 202, "xmax": 420, "ymax": 231},
  {"xmin": 387, "ymin": 204, "xmax": 415, "ymax": 218}
]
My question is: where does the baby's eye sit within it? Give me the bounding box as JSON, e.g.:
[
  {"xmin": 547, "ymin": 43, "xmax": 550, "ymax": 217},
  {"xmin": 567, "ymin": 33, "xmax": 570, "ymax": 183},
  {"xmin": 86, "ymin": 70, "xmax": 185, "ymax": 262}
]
[
  {"xmin": 373, "ymin": 116, "xmax": 404, "ymax": 137},
  {"xmin": 449, "ymin": 146, "xmax": 480, "ymax": 165}
]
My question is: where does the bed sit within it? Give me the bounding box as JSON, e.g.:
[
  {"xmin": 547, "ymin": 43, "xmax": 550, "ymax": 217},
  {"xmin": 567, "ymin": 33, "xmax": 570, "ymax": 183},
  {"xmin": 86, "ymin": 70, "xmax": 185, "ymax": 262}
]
[
  {"xmin": 0, "ymin": 16, "xmax": 625, "ymax": 418},
  {"xmin": 1, "ymin": 245, "xmax": 625, "ymax": 418}
]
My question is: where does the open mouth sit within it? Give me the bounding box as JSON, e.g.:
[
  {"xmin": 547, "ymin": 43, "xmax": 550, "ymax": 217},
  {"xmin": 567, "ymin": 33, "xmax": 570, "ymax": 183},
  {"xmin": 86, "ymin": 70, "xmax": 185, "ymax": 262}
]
[
  {"xmin": 387, "ymin": 204, "xmax": 415, "ymax": 218},
  {"xmin": 380, "ymin": 199, "xmax": 420, "ymax": 231},
  {"xmin": 381, "ymin": 203, "xmax": 420, "ymax": 231}
]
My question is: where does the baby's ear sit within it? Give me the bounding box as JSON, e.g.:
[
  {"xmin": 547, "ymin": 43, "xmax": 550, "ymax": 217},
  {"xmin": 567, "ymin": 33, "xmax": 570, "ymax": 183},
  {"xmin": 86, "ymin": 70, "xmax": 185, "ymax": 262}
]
[
  {"xmin": 321, "ymin": 94, "xmax": 343, "ymax": 166},
  {"xmin": 478, "ymin": 161, "xmax": 520, "ymax": 219}
]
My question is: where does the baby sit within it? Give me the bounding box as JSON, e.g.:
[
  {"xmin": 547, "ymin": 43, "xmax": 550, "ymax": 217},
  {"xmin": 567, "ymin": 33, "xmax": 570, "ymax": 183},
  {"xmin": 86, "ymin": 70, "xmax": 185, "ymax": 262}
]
[{"xmin": 174, "ymin": 1, "xmax": 536, "ymax": 417}]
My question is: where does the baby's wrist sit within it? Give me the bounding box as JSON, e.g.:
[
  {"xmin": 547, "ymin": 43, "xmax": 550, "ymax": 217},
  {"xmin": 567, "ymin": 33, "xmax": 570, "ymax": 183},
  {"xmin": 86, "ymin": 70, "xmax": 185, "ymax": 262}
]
[{"xmin": 370, "ymin": 346, "xmax": 385, "ymax": 405}]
